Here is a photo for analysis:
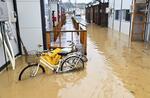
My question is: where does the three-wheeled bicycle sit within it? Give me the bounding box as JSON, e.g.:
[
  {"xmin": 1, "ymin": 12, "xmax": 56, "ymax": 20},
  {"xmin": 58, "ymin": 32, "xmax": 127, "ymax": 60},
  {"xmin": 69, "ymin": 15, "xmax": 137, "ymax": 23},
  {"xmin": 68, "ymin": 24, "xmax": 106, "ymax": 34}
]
[{"xmin": 18, "ymin": 46, "xmax": 85, "ymax": 81}]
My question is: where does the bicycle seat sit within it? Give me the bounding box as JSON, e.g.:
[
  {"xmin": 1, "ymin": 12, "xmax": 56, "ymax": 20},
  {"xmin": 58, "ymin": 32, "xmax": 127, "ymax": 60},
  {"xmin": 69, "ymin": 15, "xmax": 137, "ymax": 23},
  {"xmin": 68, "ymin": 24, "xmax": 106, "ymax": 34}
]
[
  {"xmin": 58, "ymin": 48, "xmax": 72, "ymax": 56},
  {"xmin": 61, "ymin": 48, "xmax": 72, "ymax": 53}
]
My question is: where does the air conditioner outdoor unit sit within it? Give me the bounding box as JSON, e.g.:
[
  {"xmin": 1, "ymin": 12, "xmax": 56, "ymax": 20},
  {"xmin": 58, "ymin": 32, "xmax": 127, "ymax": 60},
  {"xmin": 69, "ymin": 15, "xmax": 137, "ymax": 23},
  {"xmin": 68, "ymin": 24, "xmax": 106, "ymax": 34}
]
[{"xmin": 0, "ymin": 1, "xmax": 9, "ymax": 22}]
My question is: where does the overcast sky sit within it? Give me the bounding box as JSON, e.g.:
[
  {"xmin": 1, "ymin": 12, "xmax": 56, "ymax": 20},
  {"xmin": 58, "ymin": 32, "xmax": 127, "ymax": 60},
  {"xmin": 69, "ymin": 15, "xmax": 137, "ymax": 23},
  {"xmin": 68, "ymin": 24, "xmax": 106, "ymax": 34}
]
[{"xmin": 62, "ymin": 0, "xmax": 92, "ymax": 3}]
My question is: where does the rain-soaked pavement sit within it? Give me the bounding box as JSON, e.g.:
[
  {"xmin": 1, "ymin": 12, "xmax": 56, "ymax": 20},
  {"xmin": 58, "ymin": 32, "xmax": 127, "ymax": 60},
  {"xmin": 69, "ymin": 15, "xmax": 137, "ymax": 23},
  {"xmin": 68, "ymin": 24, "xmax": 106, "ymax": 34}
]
[{"xmin": 0, "ymin": 17, "xmax": 150, "ymax": 98}]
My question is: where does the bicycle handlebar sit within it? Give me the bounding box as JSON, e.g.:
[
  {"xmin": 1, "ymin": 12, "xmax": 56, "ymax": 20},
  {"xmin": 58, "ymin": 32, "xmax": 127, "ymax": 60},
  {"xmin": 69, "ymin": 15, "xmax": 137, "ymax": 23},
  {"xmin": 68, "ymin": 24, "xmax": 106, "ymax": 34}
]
[{"xmin": 67, "ymin": 41, "xmax": 75, "ymax": 46}]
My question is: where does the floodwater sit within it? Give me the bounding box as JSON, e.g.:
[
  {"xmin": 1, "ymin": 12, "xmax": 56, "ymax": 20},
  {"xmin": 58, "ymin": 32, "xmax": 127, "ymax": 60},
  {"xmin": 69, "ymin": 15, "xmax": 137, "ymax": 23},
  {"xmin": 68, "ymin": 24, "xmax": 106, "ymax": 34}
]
[{"xmin": 0, "ymin": 23, "xmax": 150, "ymax": 98}]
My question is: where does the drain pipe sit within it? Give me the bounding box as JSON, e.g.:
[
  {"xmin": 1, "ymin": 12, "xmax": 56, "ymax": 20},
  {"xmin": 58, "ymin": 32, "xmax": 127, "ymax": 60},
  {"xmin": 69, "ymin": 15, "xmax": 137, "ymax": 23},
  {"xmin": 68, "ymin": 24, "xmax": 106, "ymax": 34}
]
[
  {"xmin": 145, "ymin": 1, "xmax": 150, "ymax": 42},
  {"xmin": 129, "ymin": 0, "xmax": 132, "ymax": 41},
  {"xmin": 146, "ymin": 2, "xmax": 150, "ymax": 42},
  {"xmin": 119, "ymin": 0, "xmax": 123, "ymax": 33},
  {"xmin": 112, "ymin": 0, "xmax": 115, "ymax": 30}
]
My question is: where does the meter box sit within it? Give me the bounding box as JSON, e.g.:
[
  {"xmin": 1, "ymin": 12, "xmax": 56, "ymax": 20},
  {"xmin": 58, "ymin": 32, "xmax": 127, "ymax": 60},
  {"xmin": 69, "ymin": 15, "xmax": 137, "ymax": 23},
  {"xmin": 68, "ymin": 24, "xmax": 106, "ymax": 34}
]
[{"xmin": 0, "ymin": 2, "xmax": 9, "ymax": 22}]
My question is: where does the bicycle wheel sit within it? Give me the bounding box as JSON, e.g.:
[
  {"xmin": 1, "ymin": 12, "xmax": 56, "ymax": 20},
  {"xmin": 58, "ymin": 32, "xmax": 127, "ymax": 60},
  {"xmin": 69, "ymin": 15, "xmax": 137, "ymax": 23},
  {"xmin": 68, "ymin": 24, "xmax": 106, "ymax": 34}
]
[
  {"xmin": 18, "ymin": 64, "xmax": 45, "ymax": 81},
  {"xmin": 67, "ymin": 52, "xmax": 88, "ymax": 62},
  {"xmin": 60, "ymin": 56, "xmax": 84, "ymax": 72}
]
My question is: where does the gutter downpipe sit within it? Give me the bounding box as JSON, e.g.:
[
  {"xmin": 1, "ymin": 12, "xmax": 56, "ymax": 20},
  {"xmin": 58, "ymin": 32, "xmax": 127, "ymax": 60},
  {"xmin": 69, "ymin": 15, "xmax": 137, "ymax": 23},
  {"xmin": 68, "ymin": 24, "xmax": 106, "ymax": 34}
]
[
  {"xmin": 112, "ymin": 0, "xmax": 115, "ymax": 30},
  {"xmin": 119, "ymin": 0, "xmax": 123, "ymax": 33}
]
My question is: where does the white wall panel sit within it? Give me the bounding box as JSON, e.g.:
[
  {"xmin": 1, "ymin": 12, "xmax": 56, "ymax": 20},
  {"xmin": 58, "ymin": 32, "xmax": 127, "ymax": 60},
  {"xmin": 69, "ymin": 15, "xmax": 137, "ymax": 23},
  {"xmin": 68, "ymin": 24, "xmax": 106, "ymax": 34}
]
[
  {"xmin": 122, "ymin": 0, "xmax": 132, "ymax": 9},
  {"xmin": 109, "ymin": 0, "xmax": 132, "ymax": 35},
  {"xmin": 115, "ymin": 0, "xmax": 121, "ymax": 9},
  {"xmin": 17, "ymin": 2, "xmax": 42, "ymax": 28},
  {"xmin": 114, "ymin": 20, "xmax": 120, "ymax": 32},
  {"xmin": 121, "ymin": 21, "xmax": 130, "ymax": 35},
  {"xmin": 108, "ymin": 16, "xmax": 113, "ymax": 28},
  {"xmin": 20, "ymin": 28, "xmax": 43, "ymax": 50},
  {"xmin": 17, "ymin": 0, "xmax": 43, "ymax": 51}
]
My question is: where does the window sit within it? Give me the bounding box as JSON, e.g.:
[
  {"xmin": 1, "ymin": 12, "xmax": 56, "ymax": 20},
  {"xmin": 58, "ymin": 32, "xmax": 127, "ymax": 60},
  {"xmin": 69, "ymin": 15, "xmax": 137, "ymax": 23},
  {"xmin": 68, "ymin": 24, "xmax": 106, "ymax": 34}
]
[
  {"xmin": 115, "ymin": 9, "xmax": 131, "ymax": 21},
  {"xmin": 121, "ymin": 9, "xmax": 131, "ymax": 21},
  {"xmin": 125, "ymin": 10, "xmax": 131, "ymax": 21},
  {"xmin": 115, "ymin": 10, "xmax": 119, "ymax": 20}
]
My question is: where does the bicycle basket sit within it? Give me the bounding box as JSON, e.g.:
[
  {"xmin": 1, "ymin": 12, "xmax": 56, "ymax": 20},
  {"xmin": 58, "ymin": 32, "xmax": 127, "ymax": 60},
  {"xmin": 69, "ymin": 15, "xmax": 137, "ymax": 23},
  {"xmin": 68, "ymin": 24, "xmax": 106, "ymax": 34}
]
[{"xmin": 25, "ymin": 50, "xmax": 40, "ymax": 65}]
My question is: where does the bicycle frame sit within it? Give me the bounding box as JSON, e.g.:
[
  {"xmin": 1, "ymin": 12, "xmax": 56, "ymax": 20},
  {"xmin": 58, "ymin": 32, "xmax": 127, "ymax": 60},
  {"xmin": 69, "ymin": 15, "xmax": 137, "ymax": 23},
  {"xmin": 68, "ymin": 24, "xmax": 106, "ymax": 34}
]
[
  {"xmin": 40, "ymin": 57, "xmax": 61, "ymax": 71},
  {"xmin": 32, "ymin": 57, "xmax": 61, "ymax": 76},
  {"xmin": 33, "ymin": 55, "xmax": 82, "ymax": 76},
  {"xmin": 30, "ymin": 43, "xmax": 85, "ymax": 76}
]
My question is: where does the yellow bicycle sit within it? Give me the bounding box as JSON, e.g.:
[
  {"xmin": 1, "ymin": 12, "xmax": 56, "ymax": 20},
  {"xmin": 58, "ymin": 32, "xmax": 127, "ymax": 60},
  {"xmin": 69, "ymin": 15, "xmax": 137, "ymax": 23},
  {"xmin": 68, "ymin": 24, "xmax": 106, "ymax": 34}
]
[{"xmin": 18, "ymin": 48, "xmax": 84, "ymax": 81}]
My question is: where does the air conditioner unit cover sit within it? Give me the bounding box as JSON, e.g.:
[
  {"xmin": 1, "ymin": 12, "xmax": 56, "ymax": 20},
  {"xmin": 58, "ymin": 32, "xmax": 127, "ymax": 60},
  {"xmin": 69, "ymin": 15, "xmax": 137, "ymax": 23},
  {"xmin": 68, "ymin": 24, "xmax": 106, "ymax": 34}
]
[{"xmin": 0, "ymin": 2, "xmax": 9, "ymax": 22}]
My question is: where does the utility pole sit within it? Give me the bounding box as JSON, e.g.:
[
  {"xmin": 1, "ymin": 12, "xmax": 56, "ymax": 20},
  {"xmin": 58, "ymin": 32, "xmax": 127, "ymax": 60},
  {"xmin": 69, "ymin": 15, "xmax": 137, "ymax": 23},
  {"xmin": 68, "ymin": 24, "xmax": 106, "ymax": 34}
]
[{"xmin": 75, "ymin": 0, "xmax": 77, "ymax": 15}]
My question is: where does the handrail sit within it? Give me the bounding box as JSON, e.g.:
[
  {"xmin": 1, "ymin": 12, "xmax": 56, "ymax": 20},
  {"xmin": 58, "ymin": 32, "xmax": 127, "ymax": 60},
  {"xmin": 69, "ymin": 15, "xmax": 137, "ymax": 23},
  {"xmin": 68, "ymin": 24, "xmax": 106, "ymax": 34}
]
[
  {"xmin": 47, "ymin": 30, "xmax": 87, "ymax": 33},
  {"xmin": 72, "ymin": 17, "xmax": 87, "ymax": 29},
  {"xmin": 79, "ymin": 22, "xmax": 87, "ymax": 27},
  {"xmin": 46, "ymin": 17, "xmax": 87, "ymax": 54}
]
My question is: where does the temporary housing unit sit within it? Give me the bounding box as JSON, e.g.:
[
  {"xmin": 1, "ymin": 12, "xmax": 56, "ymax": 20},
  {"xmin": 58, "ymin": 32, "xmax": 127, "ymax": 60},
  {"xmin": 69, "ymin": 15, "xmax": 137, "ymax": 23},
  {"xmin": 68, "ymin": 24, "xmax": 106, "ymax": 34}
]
[
  {"xmin": 86, "ymin": 0, "xmax": 109, "ymax": 27},
  {"xmin": 108, "ymin": 0, "xmax": 150, "ymax": 42},
  {"xmin": 85, "ymin": 3, "xmax": 92, "ymax": 23},
  {"xmin": 0, "ymin": 0, "xmax": 62, "ymax": 71},
  {"xmin": 93, "ymin": 1, "xmax": 99, "ymax": 24},
  {"xmin": 108, "ymin": 0, "xmax": 132, "ymax": 35}
]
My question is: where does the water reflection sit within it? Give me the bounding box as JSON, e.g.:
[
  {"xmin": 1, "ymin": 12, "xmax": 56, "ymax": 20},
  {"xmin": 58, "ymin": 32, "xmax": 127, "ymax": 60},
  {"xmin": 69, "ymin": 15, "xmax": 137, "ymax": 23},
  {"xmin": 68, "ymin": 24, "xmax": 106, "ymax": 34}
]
[
  {"xmin": 87, "ymin": 24, "xmax": 150, "ymax": 98},
  {"xmin": 0, "ymin": 22, "xmax": 150, "ymax": 98}
]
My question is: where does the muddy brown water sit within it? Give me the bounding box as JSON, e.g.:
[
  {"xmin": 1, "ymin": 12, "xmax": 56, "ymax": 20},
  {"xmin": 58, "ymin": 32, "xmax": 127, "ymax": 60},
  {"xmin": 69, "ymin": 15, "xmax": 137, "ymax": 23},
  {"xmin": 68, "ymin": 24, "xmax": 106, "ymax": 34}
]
[{"xmin": 0, "ymin": 24, "xmax": 150, "ymax": 98}]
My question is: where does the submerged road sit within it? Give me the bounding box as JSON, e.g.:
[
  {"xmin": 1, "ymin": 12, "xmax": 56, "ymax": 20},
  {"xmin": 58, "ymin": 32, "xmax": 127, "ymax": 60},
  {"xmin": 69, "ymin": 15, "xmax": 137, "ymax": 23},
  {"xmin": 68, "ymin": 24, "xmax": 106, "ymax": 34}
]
[{"xmin": 0, "ymin": 17, "xmax": 150, "ymax": 98}]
